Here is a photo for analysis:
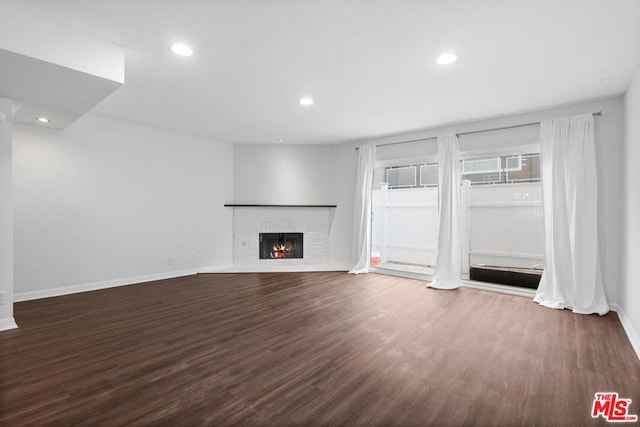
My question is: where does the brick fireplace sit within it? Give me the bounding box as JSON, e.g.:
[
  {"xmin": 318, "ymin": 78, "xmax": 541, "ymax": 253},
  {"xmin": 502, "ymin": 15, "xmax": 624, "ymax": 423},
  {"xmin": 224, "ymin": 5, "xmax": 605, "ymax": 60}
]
[{"xmin": 225, "ymin": 205, "xmax": 336, "ymax": 270}]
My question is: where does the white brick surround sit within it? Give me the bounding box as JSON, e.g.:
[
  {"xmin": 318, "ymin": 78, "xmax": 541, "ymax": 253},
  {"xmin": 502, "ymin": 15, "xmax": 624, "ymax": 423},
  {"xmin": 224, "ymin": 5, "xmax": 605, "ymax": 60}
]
[{"xmin": 231, "ymin": 206, "xmax": 334, "ymax": 269}]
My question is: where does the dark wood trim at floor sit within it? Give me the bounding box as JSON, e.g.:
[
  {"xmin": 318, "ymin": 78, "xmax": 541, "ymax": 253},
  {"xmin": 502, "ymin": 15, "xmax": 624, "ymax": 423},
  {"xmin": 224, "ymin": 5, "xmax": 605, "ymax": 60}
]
[{"xmin": 1, "ymin": 272, "xmax": 639, "ymax": 426}]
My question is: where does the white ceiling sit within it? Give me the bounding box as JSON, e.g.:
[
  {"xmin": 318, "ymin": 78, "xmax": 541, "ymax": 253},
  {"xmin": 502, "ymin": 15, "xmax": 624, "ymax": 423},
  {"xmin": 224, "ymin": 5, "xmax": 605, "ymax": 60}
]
[{"xmin": 6, "ymin": 0, "xmax": 640, "ymax": 145}]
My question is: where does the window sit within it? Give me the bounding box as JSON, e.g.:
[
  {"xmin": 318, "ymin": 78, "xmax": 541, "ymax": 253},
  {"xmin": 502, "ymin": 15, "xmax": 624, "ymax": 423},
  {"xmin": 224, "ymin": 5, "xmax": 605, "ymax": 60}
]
[
  {"xmin": 385, "ymin": 163, "xmax": 438, "ymax": 189},
  {"xmin": 383, "ymin": 153, "xmax": 540, "ymax": 188},
  {"xmin": 461, "ymin": 153, "xmax": 540, "ymax": 185},
  {"xmin": 419, "ymin": 164, "xmax": 438, "ymax": 186},
  {"xmin": 462, "ymin": 157, "xmax": 502, "ymax": 175},
  {"xmin": 386, "ymin": 166, "xmax": 416, "ymax": 188},
  {"xmin": 505, "ymin": 153, "xmax": 540, "ymax": 183}
]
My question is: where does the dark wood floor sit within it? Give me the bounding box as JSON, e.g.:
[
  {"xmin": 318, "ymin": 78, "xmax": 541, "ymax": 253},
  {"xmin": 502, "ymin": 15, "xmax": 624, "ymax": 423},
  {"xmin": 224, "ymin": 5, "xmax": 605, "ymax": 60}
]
[{"xmin": 1, "ymin": 272, "xmax": 639, "ymax": 426}]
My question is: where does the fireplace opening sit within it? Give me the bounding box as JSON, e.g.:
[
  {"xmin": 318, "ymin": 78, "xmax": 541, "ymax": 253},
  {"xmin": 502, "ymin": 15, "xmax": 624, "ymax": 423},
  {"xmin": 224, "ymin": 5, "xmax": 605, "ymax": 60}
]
[{"xmin": 259, "ymin": 233, "xmax": 303, "ymax": 259}]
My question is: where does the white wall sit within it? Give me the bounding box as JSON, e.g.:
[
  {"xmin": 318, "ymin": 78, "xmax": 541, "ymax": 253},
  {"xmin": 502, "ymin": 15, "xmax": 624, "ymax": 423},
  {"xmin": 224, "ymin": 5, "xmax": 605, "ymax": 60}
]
[
  {"xmin": 328, "ymin": 143, "xmax": 358, "ymax": 266},
  {"xmin": 13, "ymin": 115, "xmax": 233, "ymax": 296},
  {"xmin": 623, "ymin": 64, "xmax": 640, "ymax": 349},
  {"xmin": 233, "ymin": 144, "xmax": 332, "ymax": 205},
  {"xmin": 338, "ymin": 96, "xmax": 625, "ymax": 303},
  {"xmin": 0, "ymin": 98, "xmax": 15, "ymax": 328}
]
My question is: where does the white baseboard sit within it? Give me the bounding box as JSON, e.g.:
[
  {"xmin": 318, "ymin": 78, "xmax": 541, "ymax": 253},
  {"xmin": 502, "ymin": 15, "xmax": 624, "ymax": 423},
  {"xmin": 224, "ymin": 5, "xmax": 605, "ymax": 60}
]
[
  {"xmin": 14, "ymin": 268, "xmax": 200, "ymax": 302},
  {"xmin": 610, "ymin": 303, "xmax": 640, "ymax": 361},
  {"xmin": 0, "ymin": 317, "xmax": 18, "ymax": 331}
]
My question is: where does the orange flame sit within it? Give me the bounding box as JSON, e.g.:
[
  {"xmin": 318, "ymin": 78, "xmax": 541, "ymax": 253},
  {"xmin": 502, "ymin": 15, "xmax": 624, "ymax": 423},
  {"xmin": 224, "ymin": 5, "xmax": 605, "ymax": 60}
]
[{"xmin": 270, "ymin": 243, "xmax": 294, "ymax": 258}]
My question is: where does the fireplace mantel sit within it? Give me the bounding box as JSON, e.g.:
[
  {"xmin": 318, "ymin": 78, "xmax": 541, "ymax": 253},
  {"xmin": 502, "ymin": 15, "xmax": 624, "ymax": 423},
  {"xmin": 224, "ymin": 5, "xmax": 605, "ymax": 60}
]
[{"xmin": 224, "ymin": 204, "xmax": 337, "ymax": 208}]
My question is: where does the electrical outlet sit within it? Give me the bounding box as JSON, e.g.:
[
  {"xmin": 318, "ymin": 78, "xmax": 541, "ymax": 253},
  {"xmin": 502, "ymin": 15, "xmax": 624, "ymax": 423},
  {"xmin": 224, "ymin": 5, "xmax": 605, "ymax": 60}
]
[
  {"xmin": 0, "ymin": 291, "xmax": 6, "ymax": 305},
  {"xmin": 169, "ymin": 256, "xmax": 175, "ymax": 265}
]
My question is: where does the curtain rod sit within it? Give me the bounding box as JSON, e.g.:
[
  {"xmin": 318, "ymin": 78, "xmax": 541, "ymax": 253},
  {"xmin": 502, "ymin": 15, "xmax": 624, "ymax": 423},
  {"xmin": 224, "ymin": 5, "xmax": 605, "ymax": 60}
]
[{"xmin": 355, "ymin": 111, "xmax": 602, "ymax": 150}]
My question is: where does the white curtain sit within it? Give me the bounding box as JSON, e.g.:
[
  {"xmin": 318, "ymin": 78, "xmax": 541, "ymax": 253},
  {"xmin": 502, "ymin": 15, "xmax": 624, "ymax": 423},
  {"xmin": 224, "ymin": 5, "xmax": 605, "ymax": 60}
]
[
  {"xmin": 349, "ymin": 145, "xmax": 376, "ymax": 274},
  {"xmin": 534, "ymin": 114, "xmax": 609, "ymax": 315},
  {"xmin": 429, "ymin": 134, "xmax": 461, "ymax": 289}
]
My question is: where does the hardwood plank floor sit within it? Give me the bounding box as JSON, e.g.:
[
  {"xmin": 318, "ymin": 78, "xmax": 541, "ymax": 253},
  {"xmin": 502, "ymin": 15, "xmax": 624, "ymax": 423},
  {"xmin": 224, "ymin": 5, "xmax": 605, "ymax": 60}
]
[{"xmin": 1, "ymin": 272, "xmax": 639, "ymax": 426}]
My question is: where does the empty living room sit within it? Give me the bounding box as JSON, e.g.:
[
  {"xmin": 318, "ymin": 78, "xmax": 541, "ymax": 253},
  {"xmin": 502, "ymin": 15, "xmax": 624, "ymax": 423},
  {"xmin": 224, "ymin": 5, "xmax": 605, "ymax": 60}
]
[{"xmin": 1, "ymin": 1, "xmax": 640, "ymax": 425}]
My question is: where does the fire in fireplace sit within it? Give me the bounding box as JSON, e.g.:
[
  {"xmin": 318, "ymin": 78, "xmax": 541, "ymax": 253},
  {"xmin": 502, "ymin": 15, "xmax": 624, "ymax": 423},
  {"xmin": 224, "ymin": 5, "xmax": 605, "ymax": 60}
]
[{"xmin": 259, "ymin": 233, "xmax": 303, "ymax": 259}]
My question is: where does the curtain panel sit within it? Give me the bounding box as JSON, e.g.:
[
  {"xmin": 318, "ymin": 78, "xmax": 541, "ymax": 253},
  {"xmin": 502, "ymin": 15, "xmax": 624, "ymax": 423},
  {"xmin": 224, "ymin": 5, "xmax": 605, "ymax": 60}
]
[
  {"xmin": 349, "ymin": 145, "xmax": 376, "ymax": 274},
  {"xmin": 429, "ymin": 134, "xmax": 461, "ymax": 289},
  {"xmin": 534, "ymin": 114, "xmax": 609, "ymax": 315}
]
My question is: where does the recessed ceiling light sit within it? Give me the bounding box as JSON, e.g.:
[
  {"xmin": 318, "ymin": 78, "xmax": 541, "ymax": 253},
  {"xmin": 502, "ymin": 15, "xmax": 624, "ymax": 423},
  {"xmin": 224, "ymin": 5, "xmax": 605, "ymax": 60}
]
[
  {"xmin": 276, "ymin": 138, "xmax": 284, "ymax": 142},
  {"xmin": 36, "ymin": 117, "xmax": 50, "ymax": 123},
  {"xmin": 299, "ymin": 97, "xmax": 314, "ymax": 106},
  {"xmin": 435, "ymin": 53, "xmax": 458, "ymax": 65},
  {"xmin": 171, "ymin": 43, "xmax": 193, "ymax": 57}
]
